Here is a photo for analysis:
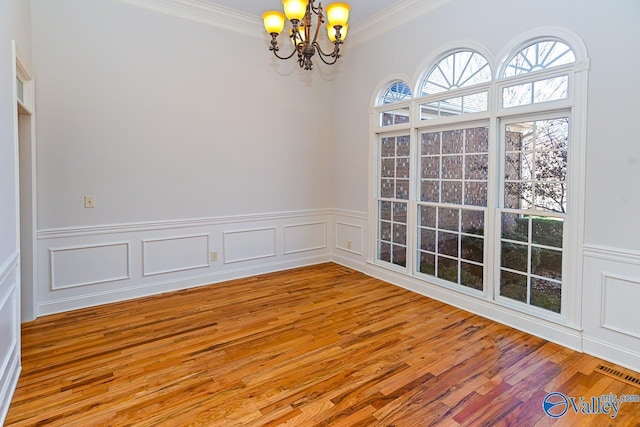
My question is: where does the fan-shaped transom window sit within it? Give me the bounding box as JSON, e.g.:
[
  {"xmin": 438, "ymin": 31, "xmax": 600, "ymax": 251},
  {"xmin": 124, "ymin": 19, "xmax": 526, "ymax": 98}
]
[
  {"xmin": 378, "ymin": 80, "xmax": 412, "ymax": 126},
  {"xmin": 503, "ymin": 40, "xmax": 575, "ymax": 77},
  {"xmin": 381, "ymin": 81, "xmax": 412, "ymax": 105},
  {"xmin": 421, "ymin": 51, "xmax": 491, "ymax": 96}
]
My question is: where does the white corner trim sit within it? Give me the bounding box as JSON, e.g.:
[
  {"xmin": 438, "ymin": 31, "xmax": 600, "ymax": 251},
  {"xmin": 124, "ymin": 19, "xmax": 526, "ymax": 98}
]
[
  {"xmin": 115, "ymin": 0, "xmax": 263, "ymax": 37},
  {"xmin": 349, "ymin": 0, "xmax": 453, "ymax": 47}
]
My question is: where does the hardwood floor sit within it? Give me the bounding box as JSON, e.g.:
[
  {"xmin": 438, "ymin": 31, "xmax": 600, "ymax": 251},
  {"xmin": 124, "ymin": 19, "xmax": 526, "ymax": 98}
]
[{"xmin": 6, "ymin": 263, "xmax": 640, "ymax": 426}]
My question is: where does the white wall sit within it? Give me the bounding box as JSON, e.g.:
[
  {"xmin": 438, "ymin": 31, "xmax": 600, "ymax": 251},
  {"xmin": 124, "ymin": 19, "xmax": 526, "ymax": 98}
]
[
  {"xmin": 0, "ymin": 0, "xmax": 31, "ymax": 422},
  {"xmin": 30, "ymin": 0, "xmax": 341, "ymax": 314},
  {"xmin": 32, "ymin": 0, "xmax": 335, "ymax": 229},
  {"xmin": 332, "ymin": 0, "xmax": 640, "ymax": 371}
]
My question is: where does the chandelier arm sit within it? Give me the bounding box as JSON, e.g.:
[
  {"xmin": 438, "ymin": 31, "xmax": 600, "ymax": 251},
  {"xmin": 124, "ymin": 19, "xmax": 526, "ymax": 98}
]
[
  {"xmin": 314, "ymin": 40, "xmax": 342, "ymax": 59},
  {"xmin": 271, "ymin": 45, "xmax": 300, "ymax": 61},
  {"xmin": 311, "ymin": 3, "xmax": 324, "ymax": 45},
  {"xmin": 313, "ymin": 42, "xmax": 341, "ymax": 65}
]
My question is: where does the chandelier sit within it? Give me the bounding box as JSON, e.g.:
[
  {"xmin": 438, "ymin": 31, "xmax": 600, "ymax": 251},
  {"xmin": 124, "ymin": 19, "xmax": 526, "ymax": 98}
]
[{"xmin": 262, "ymin": 0, "xmax": 351, "ymax": 70}]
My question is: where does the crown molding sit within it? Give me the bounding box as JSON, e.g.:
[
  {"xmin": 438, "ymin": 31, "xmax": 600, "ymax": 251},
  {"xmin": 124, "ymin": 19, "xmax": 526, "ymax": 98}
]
[
  {"xmin": 349, "ymin": 0, "xmax": 453, "ymax": 47},
  {"xmin": 115, "ymin": 0, "xmax": 264, "ymax": 38},
  {"xmin": 115, "ymin": 0, "xmax": 452, "ymax": 44}
]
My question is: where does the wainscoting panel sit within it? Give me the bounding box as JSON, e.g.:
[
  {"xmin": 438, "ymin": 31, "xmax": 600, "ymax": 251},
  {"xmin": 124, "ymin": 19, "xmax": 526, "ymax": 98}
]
[
  {"xmin": 143, "ymin": 234, "xmax": 209, "ymax": 277},
  {"xmin": 335, "ymin": 221, "xmax": 364, "ymax": 255},
  {"xmin": 36, "ymin": 210, "xmax": 332, "ymax": 316},
  {"xmin": 583, "ymin": 245, "xmax": 640, "ymax": 372},
  {"xmin": 50, "ymin": 242, "xmax": 130, "ymax": 290},
  {"xmin": 601, "ymin": 273, "xmax": 640, "ymax": 339},
  {"xmin": 0, "ymin": 253, "xmax": 21, "ymax": 425},
  {"xmin": 223, "ymin": 228, "xmax": 276, "ymax": 264},
  {"xmin": 284, "ymin": 222, "xmax": 326, "ymax": 255}
]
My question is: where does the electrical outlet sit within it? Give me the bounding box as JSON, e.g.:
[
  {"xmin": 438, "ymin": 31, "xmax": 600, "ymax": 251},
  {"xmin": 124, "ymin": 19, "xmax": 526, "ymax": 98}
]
[
  {"xmin": 84, "ymin": 195, "xmax": 95, "ymax": 208},
  {"xmin": 210, "ymin": 252, "xmax": 218, "ymax": 262},
  {"xmin": 347, "ymin": 240, "xmax": 353, "ymax": 250}
]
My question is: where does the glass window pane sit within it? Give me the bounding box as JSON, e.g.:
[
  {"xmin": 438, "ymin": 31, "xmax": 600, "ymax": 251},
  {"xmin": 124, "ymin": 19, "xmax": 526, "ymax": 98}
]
[
  {"xmin": 381, "ymin": 158, "xmax": 395, "ymax": 177},
  {"xmin": 379, "ymin": 201, "xmax": 392, "ymax": 221},
  {"xmin": 465, "ymin": 154, "xmax": 488, "ymax": 180},
  {"xmin": 396, "ymin": 179, "xmax": 410, "ymax": 200},
  {"xmin": 396, "ymin": 157, "xmax": 410, "ymax": 178},
  {"xmin": 501, "ymin": 242, "xmax": 528, "ymax": 272},
  {"xmin": 421, "ymin": 132, "xmax": 440, "ymax": 155},
  {"xmin": 380, "ymin": 221, "xmax": 391, "ymax": 242},
  {"xmin": 420, "ymin": 228, "xmax": 436, "ymax": 252},
  {"xmin": 462, "ymin": 236, "xmax": 484, "ymax": 263},
  {"xmin": 442, "ymin": 181, "xmax": 462, "ymax": 204},
  {"xmin": 438, "ymin": 208, "xmax": 459, "ymax": 232},
  {"xmin": 393, "ymin": 224, "xmax": 407, "ymax": 245},
  {"xmin": 393, "ymin": 202, "xmax": 408, "ymax": 223},
  {"xmin": 464, "ymin": 92, "xmax": 488, "ymax": 113},
  {"xmin": 420, "ymin": 103, "xmax": 440, "ymax": 120},
  {"xmin": 392, "ymin": 245, "xmax": 407, "ymax": 267},
  {"xmin": 461, "ymin": 263, "xmax": 483, "ymax": 290},
  {"xmin": 531, "ymin": 247, "xmax": 562, "ymax": 280},
  {"xmin": 397, "ymin": 136, "xmax": 410, "ymax": 156},
  {"xmin": 504, "ymin": 182, "xmax": 533, "ymax": 210},
  {"xmin": 379, "ymin": 242, "xmax": 391, "ymax": 263},
  {"xmin": 381, "ymin": 137, "xmax": 395, "ymax": 157},
  {"xmin": 466, "ymin": 127, "xmax": 489, "ymax": 153},
  {"xmin": 442, "ymin": 130, "xmax": 464, "ymax": 154},
  {"xmin": 500, "ymin": 270, "xmax": 527, "ymax": 303},
  {"xmin": 503, "ymin": 83, "xmax": 532, "ymax": 108},
  {"xmin": 531, "ymin": 278, "xmax": 561, "ymax": 313},
  {"xmin": 421, "ymin": 156, "xmax": 440, "ymax": 179},
  {"xmin": 381, "ymin": 179, "xmax": 394, "ymax": 198},
  {"xmin": 501, "ymin": 213, "xmax": 529, "ymax": 242},
  {"xmin": 532, "ymin": 217, "xmax": 563, "ymax": 248},
  {"xmin": 442, "ymin": 156, "xmax": 463, "ymax": 179},
  {"xmin": 464, "ymin": 182, "xmax": 487, "ymax": 207},
  {"xmin": 437, "ymin": 256, "xmax": 459, "ymax": 283},
  {"xmin": 421, "ymin": 180, "xmax": 439, "ymax": 202},
  {"xmin": 438, "ymin": 232, "xmax": 459, "ymax": 257},
  {"xmin": 462, "ymin": 210, "xmax": 484, "ymax": 236},
  {"xmin": 419, "ymin": 252, "xmax": 436, "ymax": 275},
  {"xmin": 534, "ymin": 75, "xmax": 568, "ymax": 103},
  {"xmin": 420, "ymin": 205, "xmax": 437, "ymax": 228}
]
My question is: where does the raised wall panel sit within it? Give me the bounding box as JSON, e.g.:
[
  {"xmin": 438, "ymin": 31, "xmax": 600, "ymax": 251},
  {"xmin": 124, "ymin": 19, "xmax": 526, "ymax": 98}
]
[
  {"xmin": 284, "ymin": 222, "xmax": 326, "ymax": 255},
  {"xmin": 223, "ymin": 228, "xmax": 276, "ymax": 264},
  {"xmin": 0, "ymin": 286, "xmax": 17, "ymax": 377},
  {"xmin": 143, "ymin": 234, "xmax": 209, "ymax": 277},
  {"xmin": 336, "ymin": 222, "xmax": 363, "ymax": 255},
  {"xmin": 601, "ymin": 273, "xmax": 640, "ymax": 339},
  {"xmin": 50, "ymin": 242, "xmax": 130, "ymax": 290}
]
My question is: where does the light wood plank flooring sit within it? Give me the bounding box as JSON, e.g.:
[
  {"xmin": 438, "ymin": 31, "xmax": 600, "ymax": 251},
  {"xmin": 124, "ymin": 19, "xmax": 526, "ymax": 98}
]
[{"xmin": 6, "ymin": 263, "xmax": 640, "ymax": 426}]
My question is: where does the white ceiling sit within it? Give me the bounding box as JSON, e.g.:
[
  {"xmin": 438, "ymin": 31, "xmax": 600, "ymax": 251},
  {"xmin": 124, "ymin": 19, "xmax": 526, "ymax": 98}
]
[{"xmin": 206, "ymin": 0, "xmax": 405, "ymax": 27}]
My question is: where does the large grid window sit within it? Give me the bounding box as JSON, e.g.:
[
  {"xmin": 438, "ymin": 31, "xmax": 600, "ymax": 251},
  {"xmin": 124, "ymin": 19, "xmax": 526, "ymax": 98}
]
[
  {"xmin": 373, "ymin": 35, "xmax": 584, "ymax": 322},
  {"xmin": 417, "ymin": 126, "xmax": 488, "ymax": 290}
]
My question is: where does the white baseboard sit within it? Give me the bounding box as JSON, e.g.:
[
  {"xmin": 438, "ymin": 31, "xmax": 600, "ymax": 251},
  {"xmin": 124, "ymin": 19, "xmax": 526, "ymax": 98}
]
[{"xmin": 583, "ymin": 336, "xmax": 640, "ymax": 373}]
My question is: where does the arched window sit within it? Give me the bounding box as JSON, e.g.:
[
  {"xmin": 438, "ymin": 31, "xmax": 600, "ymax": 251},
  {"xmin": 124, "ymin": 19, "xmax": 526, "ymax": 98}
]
[
  {"xmin": 418, "ymin": 50, "xmax": 492, "ymax": 120},
  {"xmin": 420, "ymin": 50, "xmax": 491, "ymax": 96},
  {"xmin": 371, "ymin": 31, "xmax": 588, "ymax": 322},
  {"xmin": 381, "ymin": 80, "xmax": 412, "ymax": 105},
  {"xmin": 503, "ymin": 40, "xmax": 575, "ymax": 77},
  {"xmin": 501, "ymin": 40, "xmax": 576, "ymax": 108},
  {"xmin": 377, "ymin": 80, "xmax": 411, "ymax": 127}
]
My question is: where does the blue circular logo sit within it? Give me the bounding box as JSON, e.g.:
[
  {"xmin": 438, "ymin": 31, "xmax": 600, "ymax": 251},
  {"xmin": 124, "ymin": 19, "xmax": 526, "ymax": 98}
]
[{"xmin": 543, "ymin": 392, "xmax": 569, "ymax": 418}]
